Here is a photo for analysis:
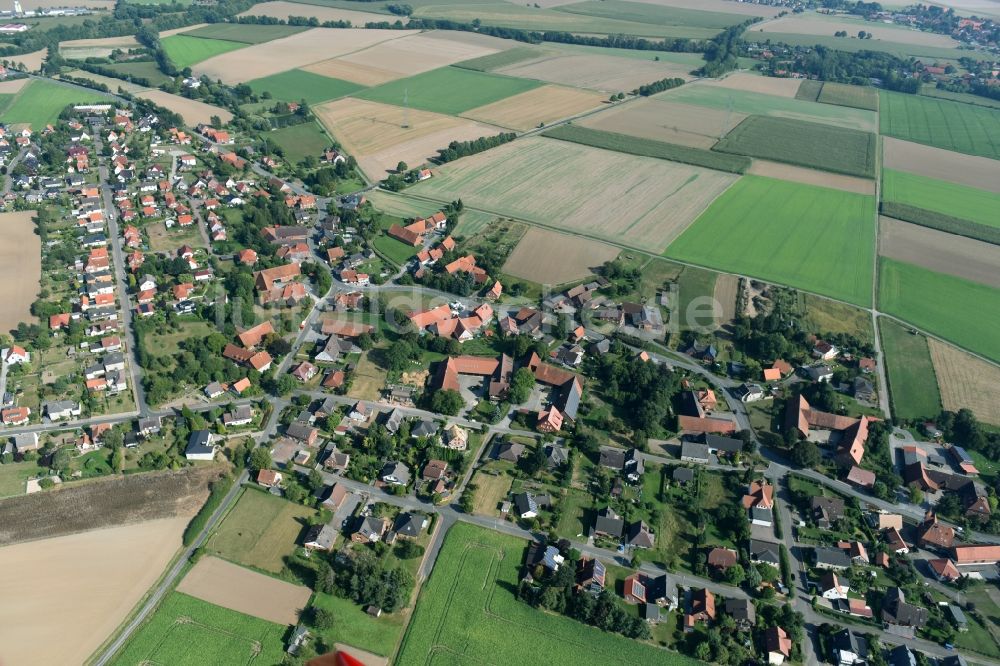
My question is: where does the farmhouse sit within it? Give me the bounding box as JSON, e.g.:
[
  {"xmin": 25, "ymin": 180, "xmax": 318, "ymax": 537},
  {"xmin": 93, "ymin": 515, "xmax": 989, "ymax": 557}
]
[{"xmin": 785, "ymin": 395, "xmax": 870, "ymax": 465}]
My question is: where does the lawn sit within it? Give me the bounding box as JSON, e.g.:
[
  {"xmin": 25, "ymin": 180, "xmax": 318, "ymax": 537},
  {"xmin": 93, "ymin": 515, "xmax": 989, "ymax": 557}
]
[
  {"xmin": 879, "ymin": 258, "xmax": 1000, "ymax": 364},
  {"xmin": 879, "ymin": 90, "xmax": 1000, "ymax": 160},
  {"xmin": 312, "ymin": 592, "xmax": 406, "ymax": 657},
  {"xmin": 395, "ymin": 522, "xmax": 699, "ymax": 666},
  {"xmin": 372, "ymin": 233, "xmax": 417, "ymax": 267},
  {"xmin": 665, "ymin": 176, "xmax": 876, "ymax": 306},
  {"xmin": 880, "ymin": 318, "xmax": 942, "ymax": 422},
  {"xmin": 0, "ymin": 460, "xmax": 47, "ymax": 498},
  {"xmin": 881, "ymin": 169, "xmax": 1000, "ymax": 229},
  {"xmin": 109, "ymin": 592, "xmax": 286, "ymax": 666},
  {"xmin": 248, "ymin": 69, "xmax": 365, "ymax": 105},
  {"xmin": 206, "ymin": 488, "xmax": 315, "ymax": 572},
  {"xmin": 469, "ymin": 470, "xmax": 513, "ymax": 516},
  {"xmin": 181, "ymin": 23, "xmax": 308, "ymax": 44},
  {"xmin": 356, "ymin": 66, "xmax": 542, "ymax": 115},
  {"xmin": 161, "ymin": 34, "xmax": 246, "ymax": 69},
  {"xmin": 145, "ymin": 320, "xmax": 217, "ymax": 358},
  {"xmin": 676, "ymin": 265, "xmax": 719, "ymax": 333},
  {"xmin": 713, "ymin": 115, "xmax": 876, "ymax": 178},
  {"xmin": 0, "ymin": 79, "xmax": 108, "ymax": 127},
  {"xmin": 261, "ymin": 121, "xmax": 331, "ymax": 165}
]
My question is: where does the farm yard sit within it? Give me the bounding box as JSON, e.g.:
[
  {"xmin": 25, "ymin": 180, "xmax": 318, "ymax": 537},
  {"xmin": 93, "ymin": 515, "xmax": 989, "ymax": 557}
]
[
  {"xmin": 665, "ymin": 176, "xmax": 876, "ymax": 306},
  {"xmin": 881, "ymin": 169, "xmax": 1000, "ymax": 228},
  {"xmin": 747, "ymin": 160, "xmax": 875, "ymax": 194},
  {"xmin": 658, "ymin": 83, "xmax": 878, "ymax": 132},
  {"xmin": 407, "ymin": 136, "xmax": 740, "ymax": 252},
  {"xmin": 713, "ymin": 115, "xmax": 877, "ymax": 178},
  {"xmin": 0, "ymin": 211, "xmax": 39, "ymax": 332},
  {"xmin": 878, "ymin": 217, "xmax": 1000, "ymax": 289},
  {"xmin": 206, "ymin": 488, "xmax": 315, "ymax": 573},
  {"xmin": 880, "ymin": 319, "xmax": 942, "ymax": 422},
  {"xmin": 395, "ymin": 523, "xmax": 699, "ymax": 666},
  {"xmin": 929, "ymin": 339, "xmax": 1000, "ymax": 426},
  {"xmin": 108, "ymin": 592, "xmax": 287, "ymax": 666},
  {"xmin": 312, "ymin": 97, "xmax": 500, "ymax": 178},
  {"xmin": 136, "ymin": 89, "xmax": 233, "ymax": 126},
  {"xmin": 177, "ymin": 556, "xmax": 311, "ymax": 625},
  {"xmin": 501, "ymin": 227, "xmax": 619, "ymax": 285},
  {"xmin": 0, "ymin": 79, "xmax": 108, "ymax": 127},
  {"xmin": 247, "ymin": 69, "xmax": 365, "ymax": 104},
  {"xmin": 882, "ymin": 137, "xmax": 1000, "ymax": 193},
  {"xmin": 160, "ymin": 34, "xmax": 246, "ymax": 69},
  {"xmin": 879, "ymin": 258, "xmax": 1000, "ymax": 364},
  {"xmin": 0, "ymin": 518, "xmax": 189, "ymax": 666},
  {"xmin": 461, "ymin": 84, "xmax": 605, "ymax": 131},
  {"xmin": 578, "ymin": 97, "xmax": 745, "ymax": 149},
  {"xmin": 879, "ymin": 91, "xmax": 1000, "ymax": 160},
  {"xmin": 496, "ymin": 52, "xmax": 694, "ymax": 92}
]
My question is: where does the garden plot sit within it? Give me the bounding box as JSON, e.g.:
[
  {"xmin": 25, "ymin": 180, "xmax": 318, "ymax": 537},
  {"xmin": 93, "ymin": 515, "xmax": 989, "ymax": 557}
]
[
  {"xmin": 497, "ymin": 53, "xmax": 693, "ymax": 92},
  {"xmin": 462, "ymin": 84, "xmax": 605, "ymax": 131},
  {"xmin": 178, "ymin": 556, "xmax": 311, "ymax": 625},
  {"xmin": 578, "ymin": 97, "xmax": 745, "ymax": 148},
  {"xmin": 502, "ymin": 228, "xmax": 619, "ymax": 284}
]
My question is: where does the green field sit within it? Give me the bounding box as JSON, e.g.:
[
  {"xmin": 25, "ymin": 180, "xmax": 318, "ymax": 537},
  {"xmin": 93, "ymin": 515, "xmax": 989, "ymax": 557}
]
[
  {"xmin": 110, "ymin": 592, "xmax": 286, "ymax": 666},
  {"xmin": 261, "ymin": 121, "xmax": 331, "ymax": 165},
  {"xmin": 666, "ymin": 176, "xmax": 876, "ymax": 306},
  {"xmin": 817, "ymin": 82, "xmax": 879, "ymax": 111},
  {"xmin": 453, "ymin": 45, "xmax": 550, "ymax": 72},
  {"xmin": 880, "ymin": 318, "xmax": 942, "ymax": 422},
  {"xmin": 879, "ymin": 258, "xmax": 1000, "ymax": 364},
  {"xmin": 395, "ymin": 522, "xmax": 699, "ymax": 666},
  {"xmin": 312, "ymin": 592, "xmax": 406, "ymax": 657},
  {"xmin": 714, "ymin": 115, "xmax": 876, "ymax": 177},
  {"xmin": 161, "ymin": 34, "xmax": 246, "ymax": 69},
  {"xmin": 659, "ymin": 83, "xmax": 878, "ymax": 132},
  {"xmin": 881, "ymin": 169, "xmax": 1000, "ymax": 229},
  {"xmin": 373, "ymin": 233, "xmax": 417, "ymax": 266},
  {"xmin": 676, "ymin": 266, "xmax": 720, "ymax": 331},
  {"xmin": 0, "ymin": 79, "xmax": 108, "ymax": 127},
  {"xmin": 248, "ymin": 69, "xmax": 364, "ymax": 104},
  {"xmin": 880, "ymin": 203, "xmax": 1000, "ymax": 245},
  {"xmin": 749, "ymin": 31, "xmax": 966, "ymax": 61},
  {"xmin": 181, "ymin": 23, "xmax": 307, "ymax": 44},
  {"xmin": 918, "ymin": 86, "xmax": 1000, "ymax": 110},
  {"xmin": 0, "ymin": 93, "xmax": 14, "ymax": 117},
  {"xmin": 795, "ymin": 79, "xmax": 822, "ymax": 102},
  {"xmin": 879, "ymin": 90, "xmax": 1000, "ymax": 160},
  {"xmin": 554, "ymin": 0, "xmax": 743, "ymax": 28},
  {"xmin": 206, "ymin": 488, "xmax": 315, "ymax": 572},
  {"xmin": 357, "ymin": 66, "xmax": 542, "ymax": 115},
  {"xmin": 545, "ymin": 124, "xmax": 750, "ymax": 174}
]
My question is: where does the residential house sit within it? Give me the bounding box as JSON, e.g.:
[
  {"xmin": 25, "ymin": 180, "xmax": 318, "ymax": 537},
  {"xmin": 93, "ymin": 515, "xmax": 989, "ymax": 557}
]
[
  {"xmin": 351, "ymin": 516, "xmax": 387, "ymax": 544},
  {"xmin": 380, "ymin": 461, "xmax": 410, "ymax": 486},
  {"xmin": 765, "ymin": 626, "xmax": 793, "ymax": 665},
  {"xmin": 304, "ymin": 523, "xmax": 338, "ymax": 551},
  {"xmin": 684, "ymin": 588, "xmax": 715, "ymax": 630},
  {"xmin": 185, "ymin": 430, "xmax": 216, "ymax": 460}
]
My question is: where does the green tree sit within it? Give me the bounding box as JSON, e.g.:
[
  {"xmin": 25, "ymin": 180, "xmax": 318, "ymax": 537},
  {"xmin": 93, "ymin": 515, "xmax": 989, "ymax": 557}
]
[
  {"xmin": 249, "ymin": 446, "xmax": 272, "ymax": 472},
  {"xmin": 507, "ymin": 367, "xmax": 535, "ymax": 404},
  {"xmin": 310, "ymin": 607, "xmax": 335, "ymax": 630},
  {"xmin": 430, "ymin": 390, "xmax": 464, "ymax": 416}
]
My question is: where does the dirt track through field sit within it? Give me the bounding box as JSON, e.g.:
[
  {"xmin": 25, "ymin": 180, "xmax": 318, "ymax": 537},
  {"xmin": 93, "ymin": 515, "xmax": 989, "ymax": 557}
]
[
  {"xmin": 878, "ymin": 216, "xmax": 1000, "ymax": 289},
  {"xmin": 704, "ymin": 72, "xmax": 803, "ymax": 98},
  {"xmin": 177, "ymin": 556, "xmax": 311, "ymax": 625},
  {"xmin": 929, "ymin": 339, "xmax": 1000, "ymax": 425},
  {"xmin": 0, "ymin": 517, "xmax": 187, "ymax": 666},
  {"xmin": 882, "ymin": 137, "xmax": 1000, "ymax": 193},
  {"xmin": 578, "ymin": 97, "xmax": 745, "ymax": 148},
  {"xmin": 0, "ymin": 211, "xmax": 39, "ymax": 333},
  {"xmin": 749, "ymin": 160, "xmax": 875, "ymax": 194},
  {"xmin": 502, "ymin": 227, "xmax": 619, "ymax": 284}
]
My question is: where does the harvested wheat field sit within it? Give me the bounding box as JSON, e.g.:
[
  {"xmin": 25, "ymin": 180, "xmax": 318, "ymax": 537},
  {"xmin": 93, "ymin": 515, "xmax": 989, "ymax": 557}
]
[
  {"xmin": 10, "ymin": 48, "xmax": 46, "ymax": 72},
  {"xmin": 0, "ymin": 78, "xmax": 28, "ymax": 94},
  {"xmin": 194, "ymin": 28, "xmax": 415, "ymax": 83},
  {"xmin": 303, "ymin": 58, "xmax": 401, "ymax": 86},
  {"xmin": 409, "ymin": 137, "xmax": 738, "ymax": 252},
  {"xmin": 137, "ymin": 89, "xmax": 233, "ymax": 126},
  {"xmin": 333, "ymin": 32, "xmax": 505, "ymax": 81},
  {"xmin": 498, "ymin": 54, "xmax": 692, "ymax": 93},
  {"xmin": 704, "ymin": 72, "xmax": 803, "ymax": 98},
  {"xmin": 463, "ymin": 85, "xmax": 605, "ymax": 131},
  {"xmin": 0, "ymin": 211, "xmax": 39, "ymax": 333},
  {"xmin": 878, "ymin": 216, "xmax": 1000, "ymax": 289},
  {"xmin": 929, "ymin": 339, "xmax": 1000, "ymax": 425},
  {"xmin": 749, "ymin": 160, "xmax": 875, "ymax": 194},
  {"xmin": 0, "ymin": 466, "xmax": 220, "ymax": 546},
  {"xmin": 757, "ymin": 16, "xmax": 961, "ymax": 48},
  {"xmin": 61, "ymin": 69, "xmax": 147, "ymax": 94},
  {"xmin": 0, "ymin": 517, "xmax": 187, "ymax": 666},
  {"xmin": 178, "ymin": 556, "xmax": 311, "ymax": 625},
  {"xmin": 578, "ymin": 97, "xmax": 745, "ymax": 148},
  {"xmin": 239, "ymin": 1, "xmax": 393, "ymax": 25},
  {"xmin": 314, "ymin": 97, "xmax": 501, "ymax": 177},
  {"xmin": 883, "ymin": 137, "xmax": 1000, "ymax": 193},
  {"xmin": 502, "ymin": 227, "xmax": 619, "ymax": 284}
]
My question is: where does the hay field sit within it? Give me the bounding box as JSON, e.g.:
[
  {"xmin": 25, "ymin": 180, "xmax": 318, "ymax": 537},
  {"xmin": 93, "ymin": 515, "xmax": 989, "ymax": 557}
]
[
  {"xmin": 178, "ymin": 556, "xmax": 311, "ymax": 625},
  {"xmin": 331, "ymin": 31, "xmax": 505, "ymax": 82},
  {"xmin": 313, "ymin": 97, "xmax": 501, "ymax": 177},
  {"xmin": 502, "ymin": 228, "xmax": 619, "ymax": 284},
  {"xmin": 704, "ymin": 72, "xmax": 802, "ymax": 98},
  {"xmin": 748, "ymin": 160, "xmax": 875, "ymax": 194},
  {"xmin": 207, "ymin": 489, "xmax": 314, "ymax": 572},
  {"xmin": 239, "ymin": 0, "xmax": 393, "ymax": 24},
  {"xmin": 194, "ymin": 28, "xmax": 415, "ymax": 83},
  {"xmin": 929, "ymin": 339, "xmax": 1000, "ymax": 425},
  {"xmin": 137, "ymin": 89, "xmax": 233, "ymax": 126},
  {"xmin": 462, "ymin": 84, "xmax": 605, "ymax": 131},
  {"xmin": 882, "ymin": 137, "xmax": 1000, "ymax": 193},
  {"xmin": 578, "ymin": 97, "xmax": 745, "ymax": 148},
  {"xmin": 878, "ymin": 217, "xmax": 1000, "ymax": 289},
  {"xmin": 498, "ymin": 53, "xmax": 692, "ymax": 92},
  {"xmin": 757, "ymin": 15, "xmax": 961, "ymax": 48},
  {"xmin": 0, "ymin": 211, "xmax": 39, "ymax": 332},
  {"xmin": 0, "ymin": 517, "xmax": 187, "ymax": 666},
  {"xmin": 408, "ymin": 137, "xmax": 738, "ymax": 252}
]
